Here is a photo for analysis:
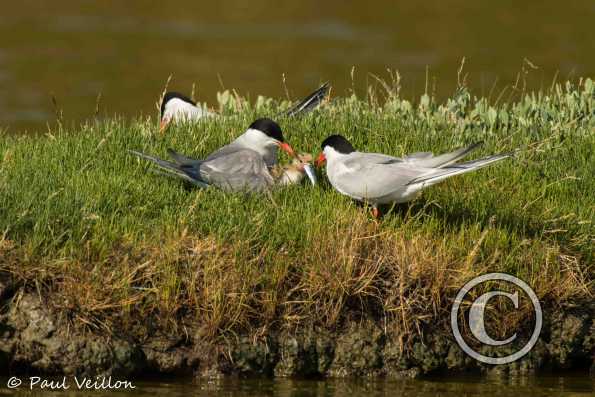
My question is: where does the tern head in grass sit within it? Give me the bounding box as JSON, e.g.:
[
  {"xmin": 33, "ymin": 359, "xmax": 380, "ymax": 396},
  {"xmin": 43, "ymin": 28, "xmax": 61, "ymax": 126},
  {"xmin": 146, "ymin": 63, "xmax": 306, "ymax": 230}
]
[
  {"xmin": 316, "ymin": 134, "xmax": 511, "ymax": 218},
  {"xmin": 159, "ymin": 91, "xmax": 213, "ymax": 133}
]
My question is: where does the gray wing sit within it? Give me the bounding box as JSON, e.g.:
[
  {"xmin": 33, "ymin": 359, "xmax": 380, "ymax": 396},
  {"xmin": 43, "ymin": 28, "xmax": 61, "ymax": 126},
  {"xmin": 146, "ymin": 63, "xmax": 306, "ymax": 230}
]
[
  {"xmin": 129, "ymin": 150, "xmax": 209, "ymax": 188},
  {"xmin": 344, "ymin": 151, "xmax": 404, "ymax": 165},
  {"xmin": 204, "ymin": 143, "xmax": 242, "ymax": 162},
  {"xmin": 207, "ymin": 141, "xmax": 278, "ymax": 168},
  {"xmin": 403, "ymin": 143, "xmax": 482, "ymax": 168},
  {"xmin": 330, "ymin": 154, "xmax": 424, "ymax": 200},
  {"xmin": 200, "ymin": 148, "xmax": 274, "ymax": 193},
  {"xmin": 348, "ymin": 143, "xmax": 482, "ymax": 167},
  {"xmin": 406, "ymin": 152, "xmax": 511, "ymax": 186},
  {"xmin": 404, "ymin": 152, "xmax": 434, "ymax": 160},
  {"xmin": 167, "ymin": 148, "xmax": 203, "ymax": 166}
]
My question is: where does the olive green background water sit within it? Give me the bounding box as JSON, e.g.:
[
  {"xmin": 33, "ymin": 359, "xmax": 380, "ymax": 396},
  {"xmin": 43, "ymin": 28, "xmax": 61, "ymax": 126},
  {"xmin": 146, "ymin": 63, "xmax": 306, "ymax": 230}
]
[{"xmin": 1, "ymin": 1, "xmax": 594, "ymax": 133}]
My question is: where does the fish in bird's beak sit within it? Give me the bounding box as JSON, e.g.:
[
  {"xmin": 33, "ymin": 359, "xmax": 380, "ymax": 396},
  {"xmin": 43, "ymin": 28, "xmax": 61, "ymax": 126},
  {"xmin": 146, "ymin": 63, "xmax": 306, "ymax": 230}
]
[
  {"xmin": 277, "ymin": 141, "xmax": 296, "ymax": 158},
  {"xmin": 303, "ymin": 163, "xmax": 317, "ymax": 185},
  {"xmin": 314, "ymin": 152, "xmax": 326, "ymax": 167},
  {"xmin": 295, "ymin": 153, "xmax": 317, "ymax": 186},
  {"xmin": 272, "ymin": 153, "xmax": 317, "ymax": 186}
]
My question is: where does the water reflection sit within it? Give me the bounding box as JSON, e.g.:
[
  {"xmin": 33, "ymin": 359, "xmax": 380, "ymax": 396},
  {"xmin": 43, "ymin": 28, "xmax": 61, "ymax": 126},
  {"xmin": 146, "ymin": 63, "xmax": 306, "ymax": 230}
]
[{"xmin": 1, "ymin": 374, "xmax": 593, "ymax": 397}]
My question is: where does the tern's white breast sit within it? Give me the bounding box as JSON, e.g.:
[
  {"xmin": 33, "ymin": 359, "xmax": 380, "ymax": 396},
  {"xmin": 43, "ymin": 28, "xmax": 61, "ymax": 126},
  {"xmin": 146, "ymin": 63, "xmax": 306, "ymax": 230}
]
[{"xmin": 165, "ymin": 98, "xmax": 211, "ymax": 122}]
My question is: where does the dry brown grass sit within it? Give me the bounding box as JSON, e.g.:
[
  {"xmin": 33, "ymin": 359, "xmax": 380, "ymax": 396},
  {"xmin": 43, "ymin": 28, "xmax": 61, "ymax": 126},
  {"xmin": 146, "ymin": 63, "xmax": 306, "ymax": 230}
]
[{"xmin": 1, "ymin": 210, "xmax": 590, "ymax": 345}]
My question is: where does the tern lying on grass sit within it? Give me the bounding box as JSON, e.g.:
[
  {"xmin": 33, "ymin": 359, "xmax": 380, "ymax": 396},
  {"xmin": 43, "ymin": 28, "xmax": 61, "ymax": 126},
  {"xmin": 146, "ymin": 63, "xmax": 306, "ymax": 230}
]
[
  {"xmin": 159, "ymin": 92, "xmax": 215, "ymax": 132},
  {"xmin": 315, "ymin": 135, "xmax": 511, "ymax": 218},
  {"xmin": 131, "ymin": 118, "xmax": 316, "ymax": 192},
  {"xmin": 159, "ymin": 83, "xmax": 330, "ymax": 133}
]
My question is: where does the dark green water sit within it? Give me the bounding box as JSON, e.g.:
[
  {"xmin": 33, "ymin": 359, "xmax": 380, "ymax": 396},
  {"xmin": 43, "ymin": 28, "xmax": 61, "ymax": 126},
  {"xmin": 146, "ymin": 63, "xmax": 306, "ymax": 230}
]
[
  {"xmin": 1, "ymin": 374, "xmax": 594, "ymax": 396},
  {"xmin": 1, "ymin": 1, "xmax": 594, "ymax": 133}
]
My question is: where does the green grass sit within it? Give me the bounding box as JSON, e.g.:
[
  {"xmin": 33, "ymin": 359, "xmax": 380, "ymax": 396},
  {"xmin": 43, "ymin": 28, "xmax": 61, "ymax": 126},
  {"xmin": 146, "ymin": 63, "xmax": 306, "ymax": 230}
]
[{"xmin": 0, "ymin": 79, "xmax": 593, "ymax": 341}]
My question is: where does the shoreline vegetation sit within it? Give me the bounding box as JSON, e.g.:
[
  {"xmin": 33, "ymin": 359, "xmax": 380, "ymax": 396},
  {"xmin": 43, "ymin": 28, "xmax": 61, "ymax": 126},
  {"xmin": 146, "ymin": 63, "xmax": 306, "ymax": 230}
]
[{"xmin": 0, "ymin": 78, "xmax": 593, "ymax": 377}]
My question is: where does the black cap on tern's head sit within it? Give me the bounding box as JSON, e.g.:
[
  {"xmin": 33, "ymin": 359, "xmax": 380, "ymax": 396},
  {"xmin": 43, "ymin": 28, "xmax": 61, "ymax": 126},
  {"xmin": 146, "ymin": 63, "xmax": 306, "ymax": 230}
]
[
  {"xmin": 321, "ymin": 134, "xmax": 355, "ymax": 154},
  {"xmin": 160, "ymin": 92, "xmax": 196, "ymax": 117},
  {"xmin": 249, "ymin": 118, "xmax": 284, "ymax": 142}
]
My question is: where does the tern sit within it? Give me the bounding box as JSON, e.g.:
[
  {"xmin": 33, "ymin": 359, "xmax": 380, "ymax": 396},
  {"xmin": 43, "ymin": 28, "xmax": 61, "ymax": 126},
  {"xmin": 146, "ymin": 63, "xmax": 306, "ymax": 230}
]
[
  {"xmin": 159, "ymin": 91, "xmax": 215, "ymax": 132},
  {"xmin": 315, "ymin": 135, "xmax": 511, "ymax": 218},
  {"xmin": 159, "ymin": 83, "xmax": 330, "ymax": 133},
  {"xmin": 131, "ymin": 118, "xmax": 316, "ymax": 192}
]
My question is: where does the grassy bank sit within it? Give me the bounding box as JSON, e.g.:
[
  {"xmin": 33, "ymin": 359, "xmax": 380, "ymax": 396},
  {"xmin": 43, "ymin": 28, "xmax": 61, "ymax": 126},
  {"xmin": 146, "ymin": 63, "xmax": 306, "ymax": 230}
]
[{"xmin": 0, "ymin": 79, "xmax": 593, "ymax": 344}]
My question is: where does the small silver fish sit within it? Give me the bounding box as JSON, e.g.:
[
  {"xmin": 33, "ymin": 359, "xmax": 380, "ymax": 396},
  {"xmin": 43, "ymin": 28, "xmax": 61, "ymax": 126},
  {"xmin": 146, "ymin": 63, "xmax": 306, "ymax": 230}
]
[{"xmin": 303, "ymin": 163, "xmax": 317, "ymax": 186}]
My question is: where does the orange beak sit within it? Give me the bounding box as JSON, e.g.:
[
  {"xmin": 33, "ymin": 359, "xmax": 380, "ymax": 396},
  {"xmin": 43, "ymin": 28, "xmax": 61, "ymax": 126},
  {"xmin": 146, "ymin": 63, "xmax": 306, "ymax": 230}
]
[
  {"xmin": 278, "ymin": 142, "xmax": 296, "ymax": 158},
  {"xmin": 159, "ymin": 119, "xmax": 170, "ymax": 135},
  {"xmin": 315, "ymin": 152, "xmax": 326, "ymax": 167}
]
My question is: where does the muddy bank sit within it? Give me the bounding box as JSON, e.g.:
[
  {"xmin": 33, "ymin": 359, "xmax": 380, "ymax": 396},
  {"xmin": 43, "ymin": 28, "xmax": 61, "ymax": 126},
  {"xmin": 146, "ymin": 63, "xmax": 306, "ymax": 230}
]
[{"xmin": 0, "ymin": 288, "xmax": 592, "ymax": 379}]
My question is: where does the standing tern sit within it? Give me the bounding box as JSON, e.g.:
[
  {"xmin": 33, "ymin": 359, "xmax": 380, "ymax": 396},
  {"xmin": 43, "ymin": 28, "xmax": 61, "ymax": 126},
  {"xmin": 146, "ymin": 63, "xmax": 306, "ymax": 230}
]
[
  {"xmin": 131, "ymin": 118, "xmax": 316, "ymax": 192},
  {"xmin": 315, "ymin": 135, "xmax": 511, "ymax": 218},
  {"xmin": 159, "ymin": 83, "xmax": 330, "ymax": 133}
]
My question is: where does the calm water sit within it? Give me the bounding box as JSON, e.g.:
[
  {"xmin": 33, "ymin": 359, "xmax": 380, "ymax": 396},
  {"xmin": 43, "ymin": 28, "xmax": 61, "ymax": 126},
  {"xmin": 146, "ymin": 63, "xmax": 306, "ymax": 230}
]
[
  {"xmin": 1, "ymin": 374, "xmax": 594, "ymax": 396},
  {"xmin": 1, "ymin": 1, "xmax": 594, "ymax": 133}
]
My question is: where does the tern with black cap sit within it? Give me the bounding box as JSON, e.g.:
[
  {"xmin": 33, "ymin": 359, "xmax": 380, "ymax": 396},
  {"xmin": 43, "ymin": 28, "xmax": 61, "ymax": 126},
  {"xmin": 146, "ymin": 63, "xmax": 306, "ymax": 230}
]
[
  {"xmin": 315, "ymin": 134, "xmax": 511, "ymax": 218},
  {"xmin": 131, "ymin": 118, "xmax": 316, "ymax": 192},
  {"xmin": 159, "ymin": 83, "xmax": 330, "ymax": 134},
  {"xmin": 159, "ymin": 92, "xmax": 214, "ymax": 133}
]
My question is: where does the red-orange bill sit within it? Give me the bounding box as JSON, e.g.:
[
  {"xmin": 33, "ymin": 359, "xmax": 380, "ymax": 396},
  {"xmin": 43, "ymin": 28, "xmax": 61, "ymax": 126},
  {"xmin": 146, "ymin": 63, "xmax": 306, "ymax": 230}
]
[
  {"xmin": 278, "ymin": 142, "xmax": 296, "ymax": 158},
  {"xmin": 315, "ymin": 152, "xmax": 326, "ymax": 167},
  {"xmin": 159, "ymin": 119, "xmax": 170, "ymax": 134}
]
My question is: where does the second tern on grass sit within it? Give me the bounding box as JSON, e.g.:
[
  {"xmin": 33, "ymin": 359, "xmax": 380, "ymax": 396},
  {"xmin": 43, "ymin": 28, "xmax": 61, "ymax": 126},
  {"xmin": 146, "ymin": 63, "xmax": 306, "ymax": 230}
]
[
  {"xmin": 159, "ymin": 83, "xmax": 330, "ymax": 134},
  {"xmin": 131, "ymin": 118, "xmax": 316, "ymax": 192},
  {"xmin": 315, "ymin": 135, "xmax": 511, "ymax": 218}
]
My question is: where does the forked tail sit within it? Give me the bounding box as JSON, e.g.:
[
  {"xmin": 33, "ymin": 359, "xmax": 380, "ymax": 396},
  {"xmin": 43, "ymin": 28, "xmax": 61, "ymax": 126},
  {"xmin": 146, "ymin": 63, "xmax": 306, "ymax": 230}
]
[
  {"xmin": 406, "ymin": 152, "xmax": 512, "ymax": 186},
  {"xmin": 129, "ymin": 150, "xmax": 209, "ymax": 188}
]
